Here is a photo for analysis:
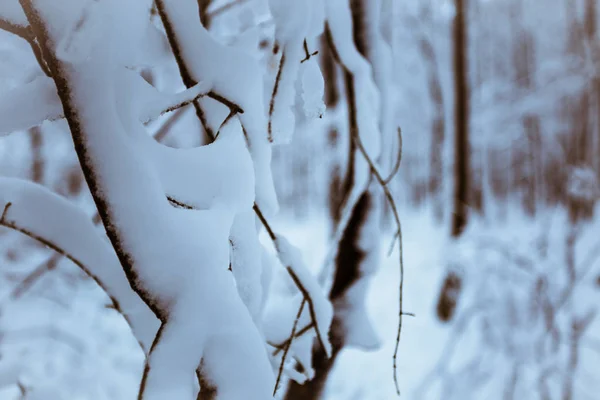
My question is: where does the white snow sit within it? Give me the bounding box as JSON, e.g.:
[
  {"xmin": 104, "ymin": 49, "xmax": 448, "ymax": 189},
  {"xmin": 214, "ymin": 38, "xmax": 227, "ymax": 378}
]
[{"xmin": 0, "ymin": 75, "xmax": 63, "ymax": 135}]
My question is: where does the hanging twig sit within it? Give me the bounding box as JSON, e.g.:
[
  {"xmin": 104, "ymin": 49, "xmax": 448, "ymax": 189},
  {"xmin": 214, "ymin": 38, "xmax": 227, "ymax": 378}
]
[{"xmin": 350, "ymin": 123, "xmax": 405, "ymax": 396}]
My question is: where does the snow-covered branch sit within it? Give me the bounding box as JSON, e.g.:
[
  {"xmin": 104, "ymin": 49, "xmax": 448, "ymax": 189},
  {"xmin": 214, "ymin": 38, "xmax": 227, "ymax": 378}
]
[
  {"xmin": 18, "ymin": 1, "xmax": 275, "ymax": 398},
  {"xmin": 155, "ymin": 0, "xmax": 278, "ymax": 215},
  {"xmin": 0, "ymin": 178, "xmax": 159, "ymax": 352}
]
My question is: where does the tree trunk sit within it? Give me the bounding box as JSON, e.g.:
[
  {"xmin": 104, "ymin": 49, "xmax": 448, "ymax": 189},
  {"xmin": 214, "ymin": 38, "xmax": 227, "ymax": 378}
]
[
  {"xmin": 451, "ymin": 0, "xmax": 470, "ymax": 237},
  {"xmin": 419, "ymin": 32, "xmax": 446, "ymax": 223},
  {"xmin": 437, "ymin": 0, "xmax": 470, "ymax": 323}
]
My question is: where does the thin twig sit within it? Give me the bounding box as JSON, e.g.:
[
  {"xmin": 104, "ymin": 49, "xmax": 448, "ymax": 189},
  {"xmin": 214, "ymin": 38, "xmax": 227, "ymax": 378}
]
[
  {"xmin": 273, "ymin": 298, "xmax": 306, "ymax": 396},
  {"xmin": 350, "ymin": 122, "xmax": 405, "ymax": 396},
  {"xmin": 270, "ymin": 321, "xmax": 315, "ymax": 355},
  {"xmin": 268, "ymin": 51, "xmax": 285, "ymax": 142},
  {"xmin": 301, "ymin": 39, "xmax": 319, "ymax": 63},
  {"xmin": 11, "ymin": 253, "xmax": 61, "ymax": 299},
  {"xmin": 383, "ymin": 127, "xmax": 403, "ymax": 184},
  {"xmin": 285, "ymin": 267, "xmax": 328, "ymax": 354}
]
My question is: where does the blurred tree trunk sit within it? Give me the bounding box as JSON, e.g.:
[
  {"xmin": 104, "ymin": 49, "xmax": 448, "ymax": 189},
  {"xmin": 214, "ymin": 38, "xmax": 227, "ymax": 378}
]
[
  {"xmin": 510, "ymin": 0, "xmax": 540, "ymax": 215},
  {"xmin": 29, "ymin": 126, "xmax": 44, "ymax": 184},
  {"xmin": 198, "ymin": 0, "xmax": 212, "ymax": 28},
  {"xmin": 436, "ymin": 0, "xmax": 471, "ymax": 324},
  {"xmin": 418, "ymin": 6, "xmax": 446, "ymax": 223},
  {"xmin": 322, "ymin": 32, "xmax": 345, "ymax": 226},
  {"xmin": 451, "ymin": 0, "xmax": 470, "ymax": 237}
]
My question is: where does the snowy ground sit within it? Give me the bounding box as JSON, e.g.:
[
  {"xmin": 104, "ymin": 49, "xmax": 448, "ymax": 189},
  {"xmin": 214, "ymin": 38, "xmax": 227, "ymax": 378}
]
[{"xmin": 275, "ymin": 205, "xmax": 600, "ymax": 400}]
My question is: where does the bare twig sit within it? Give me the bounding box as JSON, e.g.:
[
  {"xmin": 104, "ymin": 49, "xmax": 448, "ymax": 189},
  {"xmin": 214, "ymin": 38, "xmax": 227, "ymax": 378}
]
[
  {"xmin": 142, "ymin": 86, "xmax": 211, "ymax": 124},
  {"xmin": 285, "ymin": 267, "xmax": 328, "ymax": 354},
  {"xmin": 300, "ymin": 39, "xmax": 319, "ymax": 63},
  {"xmin": 270, "ymin": 321, "xmax": 315, "ymax": 354},
  {"xmin": 273, "ymin": 298, "xmax": 306, "ymax": 396},
  {"xmin": 383, "ymin": 127, "xmax": 403, "ymax": 185},
  {"xmin": 268, "ymin": 51, "xmax": 285, "ymax": 142},
  {"xmin": 350, "ymin": 115, "xmax": 405, "ymax": 396}
]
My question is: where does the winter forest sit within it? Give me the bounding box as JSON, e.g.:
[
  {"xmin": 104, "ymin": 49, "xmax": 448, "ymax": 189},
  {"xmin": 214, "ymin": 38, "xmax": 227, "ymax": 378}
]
[{"xmin": 0, "ymin": 0, "xmax": 599, "ymax": 399}]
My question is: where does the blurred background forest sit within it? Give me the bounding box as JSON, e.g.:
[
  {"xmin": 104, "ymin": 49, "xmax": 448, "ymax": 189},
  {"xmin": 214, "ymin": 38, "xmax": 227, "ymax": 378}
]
[{"xmin": 1, "ymin": 0, "xmax": 599, "ymax": 399}]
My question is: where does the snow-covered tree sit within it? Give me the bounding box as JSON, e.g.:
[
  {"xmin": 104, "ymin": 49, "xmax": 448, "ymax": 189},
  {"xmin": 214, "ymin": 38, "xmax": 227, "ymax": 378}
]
[{"xmin": 0, "ymin": 0, "xmax": 403, "ymax": 399}]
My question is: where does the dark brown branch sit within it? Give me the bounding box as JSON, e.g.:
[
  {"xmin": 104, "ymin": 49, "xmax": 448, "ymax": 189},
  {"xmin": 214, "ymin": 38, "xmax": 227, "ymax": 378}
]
[
  {"xmin": 19, "ymin": 0, "xmax": 166, "ymax": 321},
  {"xmin": 451, "ymin": 0, "xmax": 470, "ymax": 237},
  {"xmin": 144, "ymin": 89, "xmax": 211, "ymax": 124},
  {"xmin": 268, "ymin": 51, "xmax": 285, "ymax": 142},
  {"xmin": 167, "ymin": 196, "xmax": 195, "ymax": 210},
  {"xmin": 301, "ymin": 39, "xmax": 319, "ymax": 63}
]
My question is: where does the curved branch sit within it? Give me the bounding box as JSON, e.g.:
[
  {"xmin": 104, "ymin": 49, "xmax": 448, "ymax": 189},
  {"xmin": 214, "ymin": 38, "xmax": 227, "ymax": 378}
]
[
  {"xmin": 0, "ymin": 178, "xmax": 159, "ymax": 352},
  {"xmin": 382, "ymin": 127, "xmax": 403, "ymax": 185}
]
